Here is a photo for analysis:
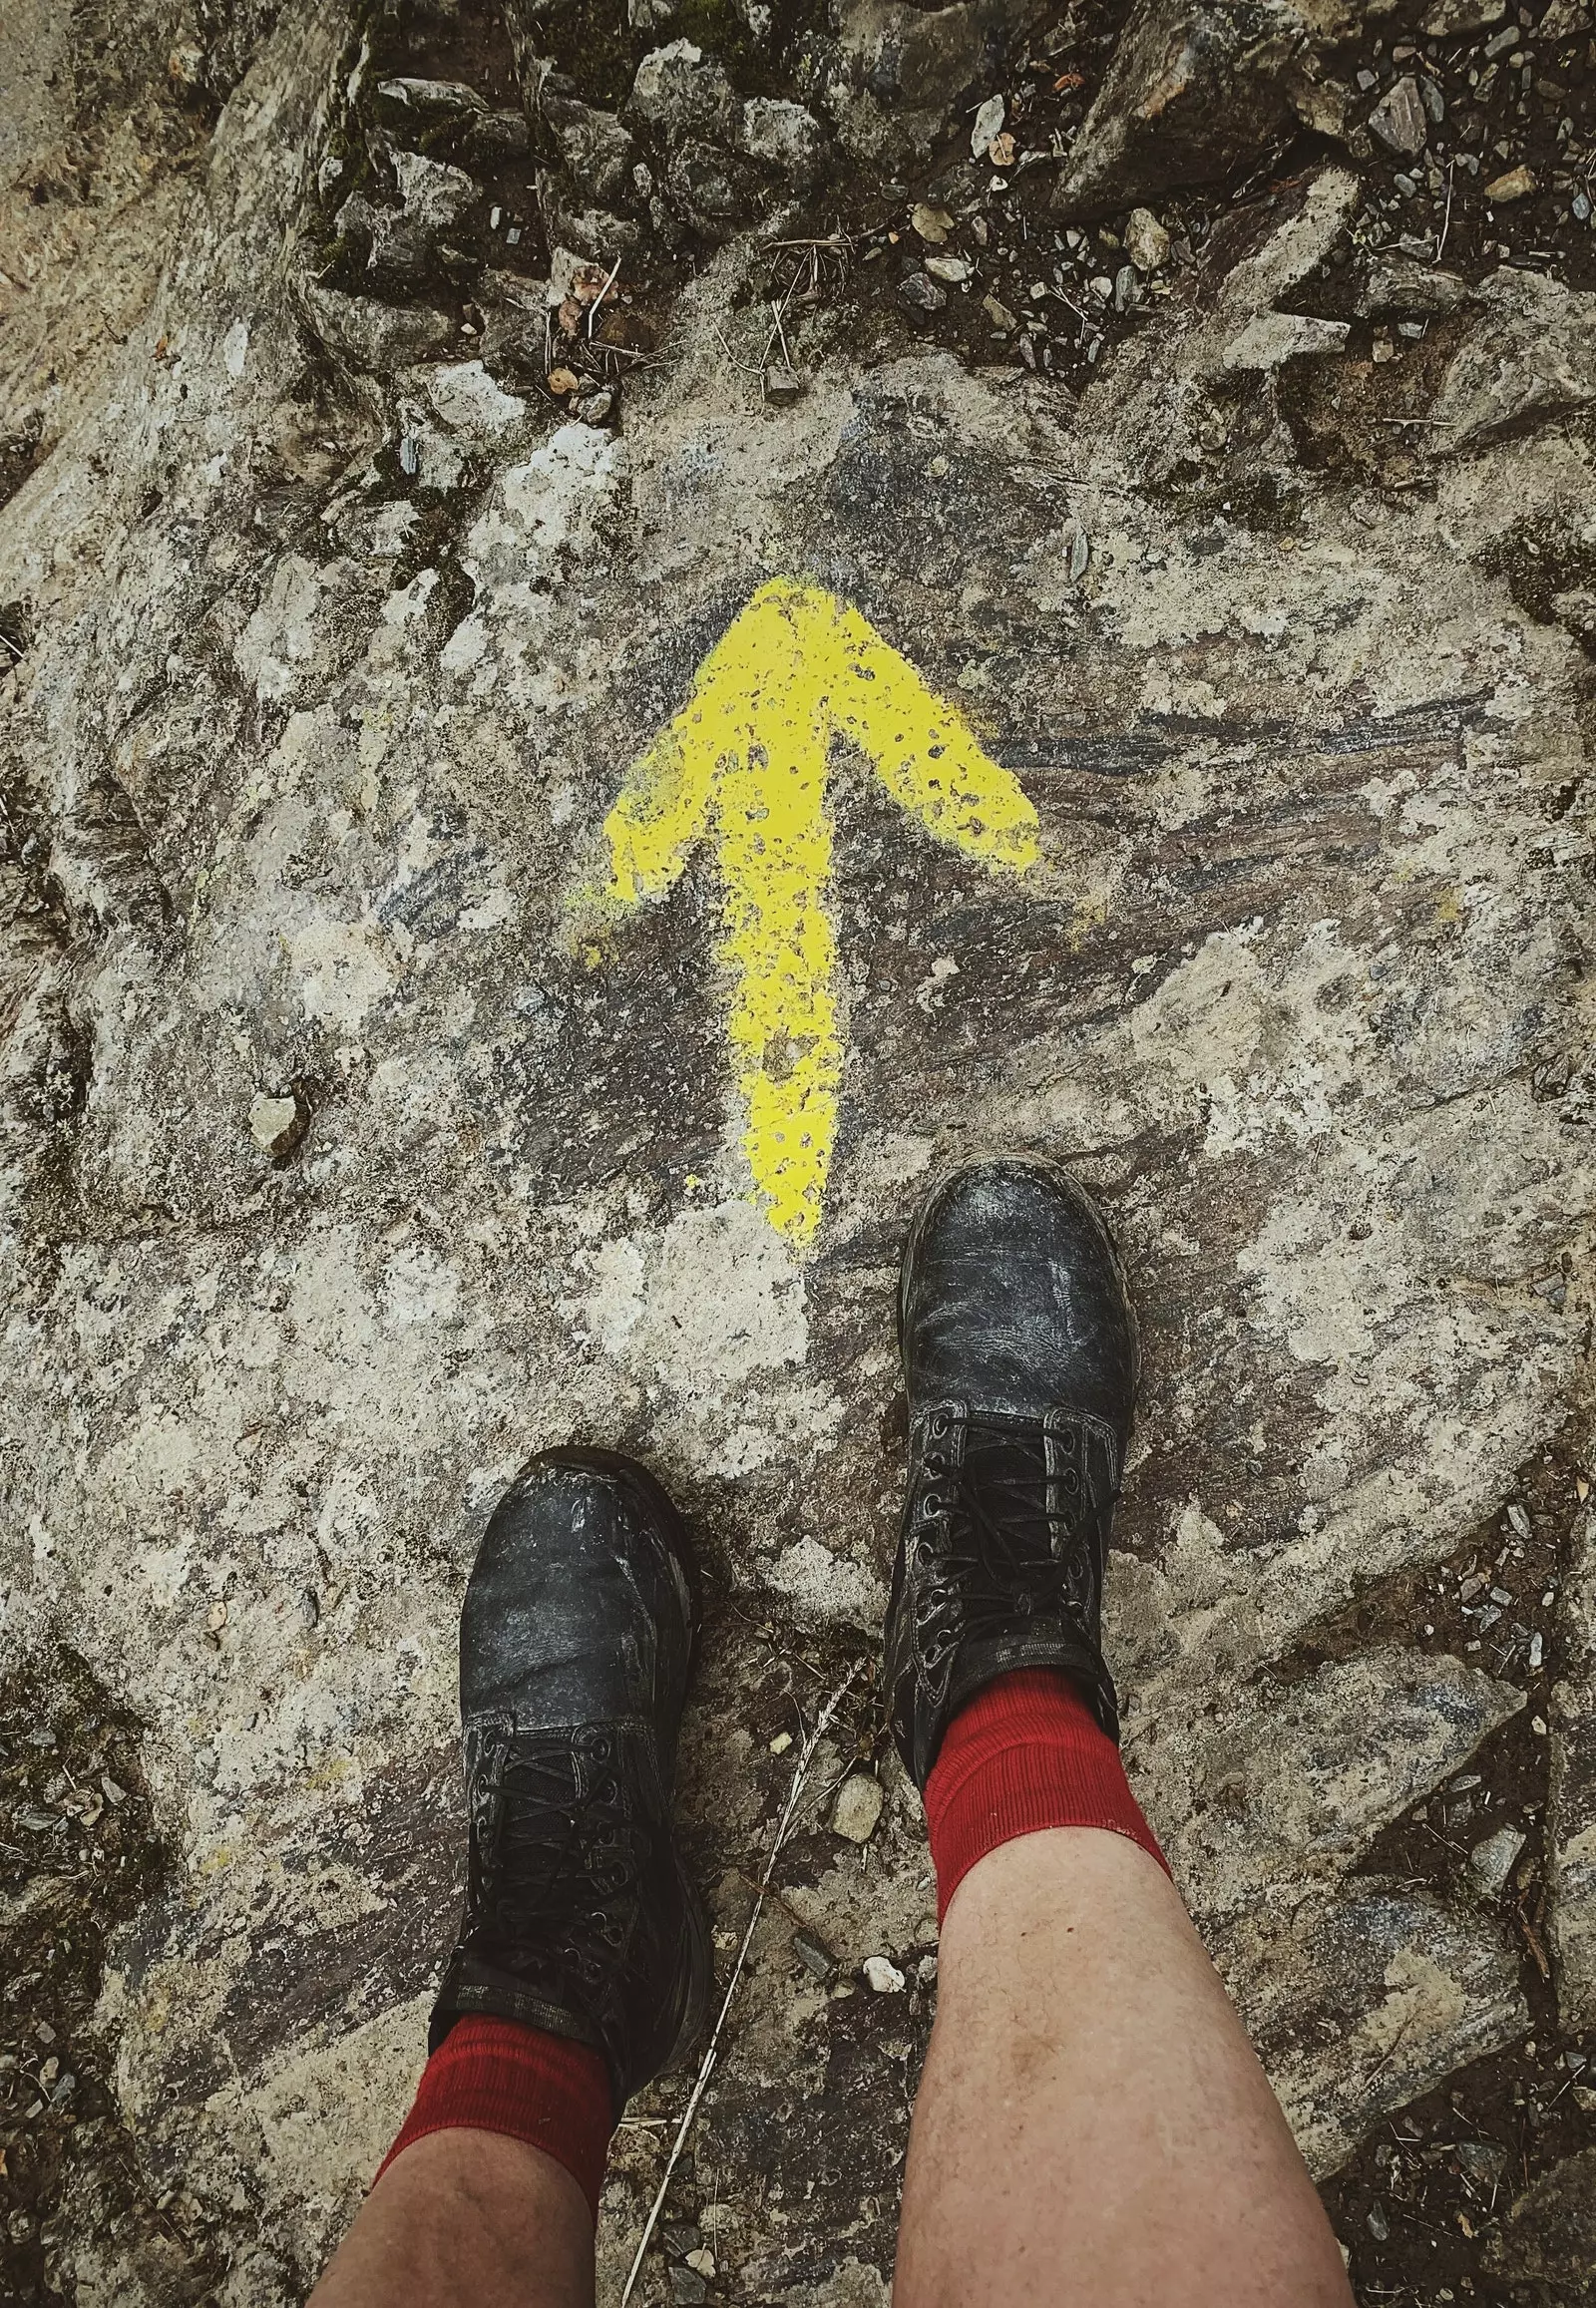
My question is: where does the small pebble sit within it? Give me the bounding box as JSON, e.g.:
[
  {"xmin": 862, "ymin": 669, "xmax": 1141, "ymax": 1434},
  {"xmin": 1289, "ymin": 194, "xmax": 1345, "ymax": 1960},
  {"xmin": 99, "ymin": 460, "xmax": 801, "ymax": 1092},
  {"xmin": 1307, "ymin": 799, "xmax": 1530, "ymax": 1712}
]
[
  {"xmin": 793, "ymin": 1930, "xmax": 837, "ymax": 1984},
  {"xmin": 1124, "ymin": 207, "xmax": 1170, "ymax": 270},
  {"xmin": 768, "ymin": 1731, "xmax": 792, "ymax": 1754},
  {"xmin": 249, "ymin": 1090, "xmax": 304, "ymax": 1160},
  {"xmin": 1469, "ymin": 1824, "xmax": 1526, "ymax": 1897},
  {"xmin": 832, "ymin": 1774, "xmax": 885, "ymax": 1844},
  {"xmin": 1368, "ymin": 2199, "xmax": 1391, "ymax": 2241},
  {"xmin": 1507, "ymin": 1502, "xmax": 1532, "ymax": 1540},
  {"xmin": 1456, "ymin": 2137, "xmax": 1506, "ymax": 2181},
  {"xmin": 864, "ymin": 1954, "xmax": 906, "ymax": 1994}
]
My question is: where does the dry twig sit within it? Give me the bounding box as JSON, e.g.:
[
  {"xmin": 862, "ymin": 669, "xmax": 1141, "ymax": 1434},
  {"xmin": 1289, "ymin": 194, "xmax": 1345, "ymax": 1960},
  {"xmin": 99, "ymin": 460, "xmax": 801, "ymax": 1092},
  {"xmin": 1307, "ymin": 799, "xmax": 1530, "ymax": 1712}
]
[{"xmin": 618, "ymin": 1662, "xmax": 864, "ymax": 2305}]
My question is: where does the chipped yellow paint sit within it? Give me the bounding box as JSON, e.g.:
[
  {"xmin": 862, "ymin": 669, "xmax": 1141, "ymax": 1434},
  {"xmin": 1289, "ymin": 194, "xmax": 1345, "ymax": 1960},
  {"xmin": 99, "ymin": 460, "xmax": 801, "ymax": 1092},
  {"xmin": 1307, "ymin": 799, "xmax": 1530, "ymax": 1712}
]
[{"xmin": 597, "ymin": 577, "xmax": 1039, "ymax": 1250}]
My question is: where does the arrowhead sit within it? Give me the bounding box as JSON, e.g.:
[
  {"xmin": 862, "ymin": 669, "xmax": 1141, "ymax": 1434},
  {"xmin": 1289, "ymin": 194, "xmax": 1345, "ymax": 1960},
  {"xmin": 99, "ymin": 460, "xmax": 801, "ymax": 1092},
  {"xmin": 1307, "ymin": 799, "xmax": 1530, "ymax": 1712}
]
[{"xmin": 597, "ymin": 579, "xmax": 1039, "ymax": 1250}]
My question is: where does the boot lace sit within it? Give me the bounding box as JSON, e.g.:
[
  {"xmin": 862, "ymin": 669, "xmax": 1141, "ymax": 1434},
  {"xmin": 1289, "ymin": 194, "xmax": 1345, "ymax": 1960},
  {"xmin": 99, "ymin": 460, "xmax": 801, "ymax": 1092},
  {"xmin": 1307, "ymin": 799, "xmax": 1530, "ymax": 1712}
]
[
  {"xmin": 468, "ymin": 1726, "xmax": 643, "ymax": 1998},
  {"xmin": 912, "ymin": 1413, "xmax": 1102, "ymax": 1678}
]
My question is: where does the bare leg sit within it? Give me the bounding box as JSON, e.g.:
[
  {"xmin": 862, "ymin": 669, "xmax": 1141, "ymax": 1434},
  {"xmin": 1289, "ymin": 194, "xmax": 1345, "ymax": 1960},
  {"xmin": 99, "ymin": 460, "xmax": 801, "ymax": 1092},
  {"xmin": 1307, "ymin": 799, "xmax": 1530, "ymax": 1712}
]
[
  {"xmin": 308, "ymin": 2130, "xmax": 595, "ymax": 2308},
  {"xmin": 895, "ymin": 1829, "xmax": 1353, "ymax": 2308}
]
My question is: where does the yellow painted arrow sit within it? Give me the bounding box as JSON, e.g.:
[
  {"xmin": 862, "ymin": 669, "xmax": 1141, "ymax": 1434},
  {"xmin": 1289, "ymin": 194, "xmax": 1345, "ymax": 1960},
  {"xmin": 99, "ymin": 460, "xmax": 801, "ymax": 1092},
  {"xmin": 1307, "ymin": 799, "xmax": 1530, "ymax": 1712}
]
[{"xmin": 593, "ymin": 577, "xmax": 1039, "ymax": 1251}]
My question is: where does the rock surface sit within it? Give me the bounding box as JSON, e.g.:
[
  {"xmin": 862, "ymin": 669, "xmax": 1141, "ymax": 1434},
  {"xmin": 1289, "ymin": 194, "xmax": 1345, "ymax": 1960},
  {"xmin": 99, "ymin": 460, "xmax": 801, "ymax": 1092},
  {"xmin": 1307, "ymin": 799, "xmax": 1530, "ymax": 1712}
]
[
  {"xmin": 1051, "ymin": 0, "xmax": 1314, "ymax": 218},
  {"xmin": 1427, "ymin": 268, "xmax": 1596, "ymax": 454},
  {"xmin": 3, "ymin": 4, "xmax": 1596, "ymax": 2305},
  {"xmin": 1482, "ymin": 2143, "xmax": 1596, "ymax": 2299},
  {"xmin": 1551, "ymin": 1502, "xmax": 1596, "ymax": 2030}
]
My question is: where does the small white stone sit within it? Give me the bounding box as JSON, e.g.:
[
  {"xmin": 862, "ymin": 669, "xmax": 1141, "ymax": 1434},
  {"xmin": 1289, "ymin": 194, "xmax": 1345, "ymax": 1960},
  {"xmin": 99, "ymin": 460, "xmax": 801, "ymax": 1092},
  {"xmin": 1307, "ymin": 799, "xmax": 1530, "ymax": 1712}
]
[
  {"xmin": 863, "ymin": 1954, "xmax": 905, "ymax": 1994},
  {"xmin": 684, "ymin": 2249, "xmax": 715, "ymax": 2277},
  {"xmin": 971, "ymin": 94, "xmax": 1004, "ymax": 159},
  {"xmin": 768, "ymin": 1731, "xmax": 792, "ymax": 1754},
  {"xmin": 248, "ymin": 1091, "xmax": 300, "ymax": 1156},
  {"xmin": 832, "ymin": 1773, "xmax": 885, "ymax": 1844}
]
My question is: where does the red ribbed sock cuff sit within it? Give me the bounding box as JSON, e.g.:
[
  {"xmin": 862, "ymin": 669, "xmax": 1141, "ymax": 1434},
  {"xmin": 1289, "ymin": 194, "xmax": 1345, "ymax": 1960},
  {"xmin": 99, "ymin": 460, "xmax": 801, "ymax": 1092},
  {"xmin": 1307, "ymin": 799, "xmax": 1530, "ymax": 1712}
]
[
  {"xmin": 924, "ymin": 1668, "xmax": 1169, "ymax": 1925},
  {"xmin": 374, "ymin": 2017, "xmax": 613, "ymax": 2226}
]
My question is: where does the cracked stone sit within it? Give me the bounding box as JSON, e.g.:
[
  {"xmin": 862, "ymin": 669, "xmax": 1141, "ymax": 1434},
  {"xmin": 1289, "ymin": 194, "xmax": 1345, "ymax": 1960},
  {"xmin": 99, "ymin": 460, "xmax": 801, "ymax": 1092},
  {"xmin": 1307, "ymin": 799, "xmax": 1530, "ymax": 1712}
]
[
  {"xmin": 298, "ymin": 280, "xmax": 453, "ymax": 374},
  {"xmin": 627, "ymin": 41, "xmax": 738, "ymax": 147},
  {"xmin": 735, "ymin": 97, "xmax": 825, "ymax": 184},
  {"xmin": 1358, "ymin": 256, "xmax": 1470, "ymax": 317},
  {"xmin": 1368, "ymin": 75, "xmax": 1428, "ymax": 157},
  {"xmin": 1427, "ymin": 267, "xmax": 1596, "ymax": 453},
  {"xmin": 392, "ymin": 150, "xmax": 479, "ymax": 228},
  {"xmin": 1124, "ymin": 206, "xmax": 1171, "ymax": 270},
  {"xmin": 1051, "ymin": 0, "xmax": 1314, "ymax": 218}
]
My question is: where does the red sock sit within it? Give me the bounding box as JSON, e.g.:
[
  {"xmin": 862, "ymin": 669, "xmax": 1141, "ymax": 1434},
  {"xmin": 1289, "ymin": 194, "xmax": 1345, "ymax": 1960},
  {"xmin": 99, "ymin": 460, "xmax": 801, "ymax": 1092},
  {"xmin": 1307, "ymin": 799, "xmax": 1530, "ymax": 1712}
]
[
  {"xmin": 374, "ymin": 2018, "xmax": 612, "ymax": 2225},
  {"xmin": 924, "ymin": 1668, "xmax": 1169, "ymax": 1925}
]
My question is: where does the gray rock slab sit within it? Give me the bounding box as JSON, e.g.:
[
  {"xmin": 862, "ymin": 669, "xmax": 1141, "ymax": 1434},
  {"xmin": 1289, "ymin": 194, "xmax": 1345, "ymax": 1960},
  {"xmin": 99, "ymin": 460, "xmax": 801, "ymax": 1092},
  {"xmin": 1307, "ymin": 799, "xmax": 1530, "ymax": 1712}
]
[
  {"xmin": 1429, "ymin": 267, "xmax": 1596, "ymax": 454},
  {"xmin": 1221, "ymin": 1884, "xmax": 1529, "ymax": 2175},
  {"xmin": 1139, "ymin": 1651, "xmax": 1523, "ymax": 1923}
]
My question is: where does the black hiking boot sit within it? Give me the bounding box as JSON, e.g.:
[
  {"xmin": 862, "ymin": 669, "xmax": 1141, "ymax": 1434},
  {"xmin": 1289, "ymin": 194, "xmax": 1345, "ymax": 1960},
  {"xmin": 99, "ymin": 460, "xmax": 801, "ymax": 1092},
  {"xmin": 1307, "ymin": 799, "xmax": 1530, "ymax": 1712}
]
[
  {"xmin": 430, "ymin": 1447, "xmax": 712, "ymax": 2116},
  {"xmin": 885, "ymin": 1155, "xmax": 1138, "ymax": 1789}
]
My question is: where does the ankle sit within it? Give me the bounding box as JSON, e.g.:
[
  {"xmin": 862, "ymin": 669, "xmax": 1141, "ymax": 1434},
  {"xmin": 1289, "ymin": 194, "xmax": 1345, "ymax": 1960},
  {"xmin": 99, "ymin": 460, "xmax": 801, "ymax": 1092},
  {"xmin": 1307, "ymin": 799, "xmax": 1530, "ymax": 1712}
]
[
  {"xmin": 376, "ymin": 2017, "xmax": 612, "ymax": 2225},
  {"xmin": 924, "ymin": 1669, "xmax": 1168, "ymax": 1926}
]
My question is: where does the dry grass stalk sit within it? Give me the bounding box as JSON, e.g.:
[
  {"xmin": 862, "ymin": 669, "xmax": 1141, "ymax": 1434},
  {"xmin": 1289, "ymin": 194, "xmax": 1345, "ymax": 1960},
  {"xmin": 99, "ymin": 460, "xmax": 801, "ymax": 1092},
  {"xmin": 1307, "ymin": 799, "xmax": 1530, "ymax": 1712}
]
[{"xmin": 618, "ymin": 1661, "xmax": 864, "ymax": 2304}]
